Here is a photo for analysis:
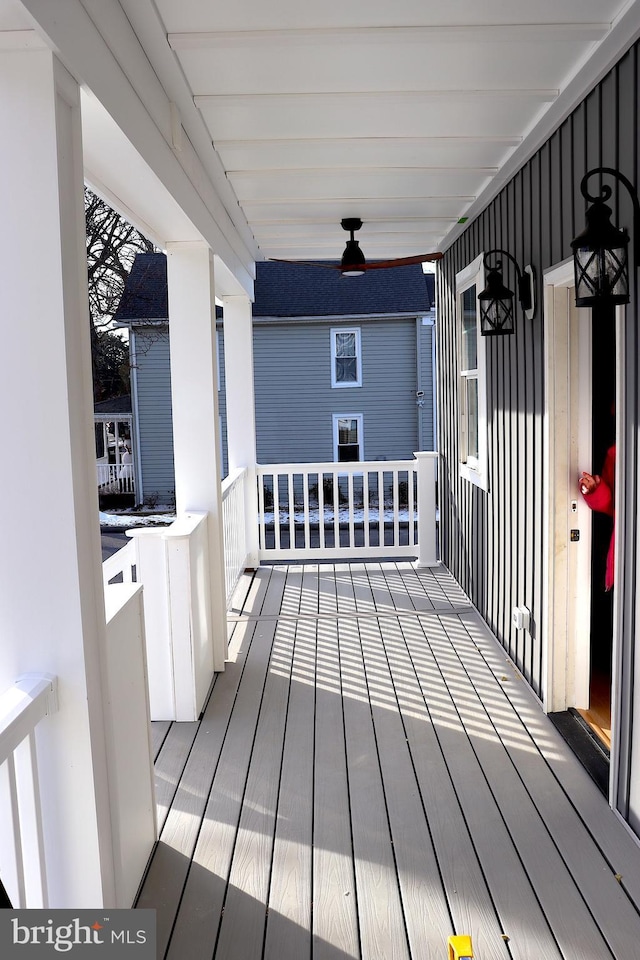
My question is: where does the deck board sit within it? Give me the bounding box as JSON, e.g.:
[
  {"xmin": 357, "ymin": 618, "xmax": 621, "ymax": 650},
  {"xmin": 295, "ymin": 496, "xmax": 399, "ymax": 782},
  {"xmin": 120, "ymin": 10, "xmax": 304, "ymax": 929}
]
[
  {"xmin": 425, "ymin": 615, "xmax": 612, "ymax": 958},
  {"xmin": 380, "ymin": 615, "xmax": 512, "ymax": 960},
  {"xmin": 263, "ymin": 615, "xmax": 314, "ymax": 960},
  {"xmin": 313, "ymin": 612, "xmax": 360, "ymax": 959},
  {"xmin": 138, "ymin": 562, "xmax": 640, "ymax": 960},
  {"xmin": 338, "ymin": 618, "xmax": 411, "ymax": 960}
]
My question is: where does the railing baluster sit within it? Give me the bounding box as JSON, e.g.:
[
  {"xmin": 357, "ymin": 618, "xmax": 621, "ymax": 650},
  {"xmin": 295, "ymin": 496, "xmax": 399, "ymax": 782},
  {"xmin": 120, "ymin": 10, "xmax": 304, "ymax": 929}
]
[
  {"xmin": 363, "ymin": 470, "xmax": 370, "ymax": 549},
  {"xmin": 257, "ymin": 471, "xmax": 266, "ymax": 550},
  {"xmin": 273, "ymin": 473, "xmax": 281, "ymax": 551},
  {"xmin": 0, "ymin": 754, "xmax": 26, "ymax": 907},
  {"xmin": 14, "ymin": 733, "xmax": 48, "ymax": 907},
  {"xmin": 393, "ymin": 469, "xmax": 400, "ymax": 547},
  {"xmin": 318, "ymin": 472, "xmax": 326, "ymax": 550},
  {"xmin": 332, "ymin": 471, "xmax": 340, "ymax": 549},
  {"xmin": 348, "ymin": 472, "xmax": 355, "ymax": 548},
  {"xmin": 0, "ymin": 676, "xmax": 57, "ymax": 909},
  {"xmin": 303, "ymin": 471, "xmax": 311, "ymax": 550},
  {"xmin": 408, "ymin": 466, "xmax": 416, "ymax": 547},
  {"xmin": 288, "ymin": 472, "xmax": 295, "ymax": 551},
  {"xmin": 378, "ymin": 469, "xmax": 384, "ymax": 548}
]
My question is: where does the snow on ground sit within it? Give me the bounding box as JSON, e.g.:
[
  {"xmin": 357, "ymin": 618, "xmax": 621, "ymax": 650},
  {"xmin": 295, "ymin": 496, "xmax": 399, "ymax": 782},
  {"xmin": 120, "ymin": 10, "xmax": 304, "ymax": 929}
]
[
  {"xmin": 99, "ymin": 511, "xmax": 176, "ymax": 527},
  {"xmin": 262, "ymin": 506, "xmax": 412, "ymax": 523},
  {"xmin": 100, "ymin": 505, "xmax": 420, "ymax": 528}
]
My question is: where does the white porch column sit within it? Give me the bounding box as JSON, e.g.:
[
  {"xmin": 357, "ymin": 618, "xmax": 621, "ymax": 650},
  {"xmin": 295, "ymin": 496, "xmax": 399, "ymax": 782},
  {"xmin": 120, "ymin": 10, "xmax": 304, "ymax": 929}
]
[
  {"xmin": 166, "ymin": 243, "xmax": 228, "ymax": 669},
  {"xmin": 223, "ymin": 295, "xmax": 260, "ymax": 567},
  {"xmin": 0, "ymin": 50, "xmax": 115, "ymax": 905}
]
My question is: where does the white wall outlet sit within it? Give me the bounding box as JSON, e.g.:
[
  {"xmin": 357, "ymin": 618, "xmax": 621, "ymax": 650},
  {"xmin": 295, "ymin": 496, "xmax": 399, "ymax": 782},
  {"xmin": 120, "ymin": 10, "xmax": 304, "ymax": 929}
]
[{"xmin": 512, "ymin": 605, "xmax": 530, "ymax": 631}]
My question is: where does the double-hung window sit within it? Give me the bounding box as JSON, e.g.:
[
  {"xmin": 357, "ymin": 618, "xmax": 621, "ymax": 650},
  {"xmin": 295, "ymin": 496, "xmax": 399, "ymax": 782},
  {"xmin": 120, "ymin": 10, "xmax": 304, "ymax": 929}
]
[
  {"xmin": 331, "ymin": 327, "xmax": 362, "ymax": 387},
  {"xmin": 333, "ymin": 414, "xmax": 363, "ymax": 462},
  {"xmin": 457, "ymin": 254, "xmax": 488, "ymax": 489}
]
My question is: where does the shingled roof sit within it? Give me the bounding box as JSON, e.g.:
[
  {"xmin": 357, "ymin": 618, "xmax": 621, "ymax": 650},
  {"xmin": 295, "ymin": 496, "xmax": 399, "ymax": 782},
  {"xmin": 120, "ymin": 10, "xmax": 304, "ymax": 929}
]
[
  {"xmin": 253, "ymin": 260, "xmax": 433, "ymax": 317},
  {"xmin": 114, "ymin": 252, "xmax": 434, "ymax": 323},
  {"xmin": 114, "ymin": 253, "xmax": 169, "ymax": 322}
]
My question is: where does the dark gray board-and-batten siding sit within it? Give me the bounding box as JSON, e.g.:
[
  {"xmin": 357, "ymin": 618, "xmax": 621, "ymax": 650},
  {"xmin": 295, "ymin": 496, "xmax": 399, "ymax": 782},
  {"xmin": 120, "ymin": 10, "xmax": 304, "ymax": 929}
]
[{"xmin": 437, "ymin": 40, "xmax": 640, "ymax": 708}]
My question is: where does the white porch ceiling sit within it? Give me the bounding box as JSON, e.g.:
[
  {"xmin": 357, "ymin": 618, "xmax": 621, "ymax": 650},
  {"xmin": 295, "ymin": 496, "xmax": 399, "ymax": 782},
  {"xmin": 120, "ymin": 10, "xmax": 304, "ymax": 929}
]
[
  {"xmin": 147, "ymin": 0, "xmax": 635, "ymax": 261},
  {"xmin": 4, "ymin": 0, "xmax": 640, "ymax": 267}
]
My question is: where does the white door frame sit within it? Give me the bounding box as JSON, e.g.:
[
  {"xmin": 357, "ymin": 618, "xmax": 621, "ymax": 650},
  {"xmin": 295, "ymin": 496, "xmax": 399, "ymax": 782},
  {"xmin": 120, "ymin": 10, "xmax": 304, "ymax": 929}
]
[
  {"xmin": 542, "ymin": 257, "xmax": 624, "ymax": 799},
  {"xmin": 542, "ymin": 258, "xmax": 592, "ymax": 714}
]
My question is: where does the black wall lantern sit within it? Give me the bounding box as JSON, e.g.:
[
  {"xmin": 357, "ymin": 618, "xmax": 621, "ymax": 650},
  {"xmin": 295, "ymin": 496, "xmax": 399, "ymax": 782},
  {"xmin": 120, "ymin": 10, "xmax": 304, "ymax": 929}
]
[
  {"xmin": 477, "ymin": 249, "xmax": 536, "ymax": 336},
  {"xmin": 571, "ymin": 166, "xmax": 640, "ymax": 308}
]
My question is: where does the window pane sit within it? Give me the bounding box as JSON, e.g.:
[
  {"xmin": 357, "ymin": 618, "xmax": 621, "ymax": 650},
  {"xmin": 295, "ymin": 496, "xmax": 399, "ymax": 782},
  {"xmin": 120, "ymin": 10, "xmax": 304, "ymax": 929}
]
[
  {"xmin": 461, "ymin": 285, "xmax": 477, "ymax": 371},
  {"xmin": 336, "ymin": 357, "xmax": 357, "ymax": 383},
  {"xmin": 338, "ymin": 445, "xmax": 359, "ymax": 462},
  {"xmin": 338, "ymin": 418, "xmax": 358, "ymax": 444},
  {"xmin": 335, "ymin": 332, "xmax": 356, "ymax": 358},
  {"xmin": 466, "ymin": 378, "xmax": 479, "ymax": 460}
]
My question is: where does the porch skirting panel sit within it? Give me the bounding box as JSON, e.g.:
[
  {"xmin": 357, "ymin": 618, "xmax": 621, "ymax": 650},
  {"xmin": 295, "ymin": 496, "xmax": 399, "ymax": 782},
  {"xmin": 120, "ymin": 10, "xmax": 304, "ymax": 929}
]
[{"xmin": 138, "ymin": 563, "xmax": 640, "ymax": 960}]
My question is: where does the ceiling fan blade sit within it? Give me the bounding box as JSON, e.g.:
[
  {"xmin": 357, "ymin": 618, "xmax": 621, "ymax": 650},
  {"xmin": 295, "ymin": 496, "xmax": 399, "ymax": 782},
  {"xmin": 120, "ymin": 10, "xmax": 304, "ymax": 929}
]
[
  {"xmin": 267, "ymin": 258, "xmax": 342, "ymax": 270},
  {"xmin": 359, "ymin": 252, "xmax": 444, "ymax": 270}
]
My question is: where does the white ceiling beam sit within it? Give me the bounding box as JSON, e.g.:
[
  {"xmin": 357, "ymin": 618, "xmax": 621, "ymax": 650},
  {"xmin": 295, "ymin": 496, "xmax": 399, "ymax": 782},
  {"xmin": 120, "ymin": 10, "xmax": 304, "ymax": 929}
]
[
  {"xmin": 250, "ymin": 216, "xmax": 459, "ymax": 226},
  {"xmin": 214, "ymin": 136, "xmax": 524, "ymax": 148},
  {"xmin": 244, "ymin": 195, "xmax": 476, "ymax": 206},
  {"xmin": 227, "ymin": 166, "xmax": 499, "ymax": 178},
  {"xmin": 195, "ymin": 90, "xmax": 559, "ymax": 108},
  {"xmin": 170, "ymin": 24, "xmax": 610, "ymax": 49}
]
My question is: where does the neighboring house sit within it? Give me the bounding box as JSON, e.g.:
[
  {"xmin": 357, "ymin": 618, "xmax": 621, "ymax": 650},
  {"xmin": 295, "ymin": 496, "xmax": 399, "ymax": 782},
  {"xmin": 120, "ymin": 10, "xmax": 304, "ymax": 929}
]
[
  {"xmin": 93, "ymin": 394, "xmax": 134, "ymax": 501},
  {"xmin": 114, "ymin": 254, "xmax": 436, "ymax": 504}
]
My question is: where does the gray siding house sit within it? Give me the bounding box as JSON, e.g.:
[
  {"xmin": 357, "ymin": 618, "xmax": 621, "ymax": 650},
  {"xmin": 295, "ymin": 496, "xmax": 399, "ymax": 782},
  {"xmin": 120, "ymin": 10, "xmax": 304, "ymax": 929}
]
[{"xmin": 114, "ymin": 255, "xmax": 435, "ymax": 504}]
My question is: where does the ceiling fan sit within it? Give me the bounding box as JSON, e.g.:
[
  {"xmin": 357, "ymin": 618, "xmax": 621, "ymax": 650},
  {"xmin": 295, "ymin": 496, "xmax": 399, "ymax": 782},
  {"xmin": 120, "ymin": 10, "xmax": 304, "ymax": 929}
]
[{"xmin": 269, "ymin": 218, "xmax": 443, "ymax": 276}]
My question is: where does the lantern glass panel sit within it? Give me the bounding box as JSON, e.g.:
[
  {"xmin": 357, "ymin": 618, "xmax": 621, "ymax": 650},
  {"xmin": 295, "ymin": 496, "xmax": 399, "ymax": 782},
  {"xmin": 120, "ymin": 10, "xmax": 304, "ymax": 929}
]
[
  {"xmin": 479, "ymin": 296, "xmax": 514, "ymax": 336},
  {"xmin": 573, "ymin": 243, "xmax": 629, "ymax": 307}
]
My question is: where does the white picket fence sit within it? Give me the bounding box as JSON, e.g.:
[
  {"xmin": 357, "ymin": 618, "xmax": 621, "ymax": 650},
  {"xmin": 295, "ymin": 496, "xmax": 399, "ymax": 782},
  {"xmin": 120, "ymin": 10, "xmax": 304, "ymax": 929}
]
[
  {"xmin": 0, "ymin": 675, "xmax": 58, "ymax": 907},
  {"xmin": 256, "ymin": 453, "xmax": 438, "ymax": 562}
]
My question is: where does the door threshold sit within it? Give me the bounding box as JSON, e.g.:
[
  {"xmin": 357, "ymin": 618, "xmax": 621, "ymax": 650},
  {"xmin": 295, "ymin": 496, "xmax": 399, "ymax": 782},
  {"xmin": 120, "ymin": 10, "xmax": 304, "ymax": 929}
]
[
  {"xmin": 575, "ymin": 706, "xmax": 611, "ymax": 751},
  {"xmin": 549, "ymin": 709, "xmax": 609, "ymax": 797}
]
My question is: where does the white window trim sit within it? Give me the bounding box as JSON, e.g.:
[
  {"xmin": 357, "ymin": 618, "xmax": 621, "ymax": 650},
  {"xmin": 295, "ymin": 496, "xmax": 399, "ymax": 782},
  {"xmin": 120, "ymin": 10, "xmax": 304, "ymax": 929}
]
[
  {"xmin": 456, "ymin": 253, "xmax": 488, "ymax": 490},
  {"xmin": 331, "ymin": 326, "xmax": 362, "ymax": 388},
  {"xmin": 332, "ymin": 413, "xmax": 364, "ymax": 462}
]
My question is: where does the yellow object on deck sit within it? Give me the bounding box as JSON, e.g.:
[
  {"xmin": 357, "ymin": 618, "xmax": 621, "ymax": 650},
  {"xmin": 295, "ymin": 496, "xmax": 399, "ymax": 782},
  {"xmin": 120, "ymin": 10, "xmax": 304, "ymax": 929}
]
[{"xmin": 447, "ymin": 934, "xmax": 474, "ymax": 959}]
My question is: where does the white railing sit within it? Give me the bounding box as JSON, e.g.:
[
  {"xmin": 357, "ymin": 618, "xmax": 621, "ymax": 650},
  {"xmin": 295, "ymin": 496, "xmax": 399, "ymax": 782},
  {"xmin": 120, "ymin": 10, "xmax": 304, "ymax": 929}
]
[
  {"xmin": 221, "ymin": 467, "xmax": 249, "ymax": 604},
  {"xmin": 0, "ymin": 675, "xmax": 58, "ymax": 908},
  {"xmin": 97, "ymin": 462, "xmax": 134, "ymax": 494},
  {"xmin": 256, "ymin": 455, "xmax": 438, "ymax": 561},
  {"xmin": 102, "ymin": 538, "xmax": 137, "ymax": 587},
  {"xmin": 103, "ymin": 584, "xmax": 157, "ymax": 907}
]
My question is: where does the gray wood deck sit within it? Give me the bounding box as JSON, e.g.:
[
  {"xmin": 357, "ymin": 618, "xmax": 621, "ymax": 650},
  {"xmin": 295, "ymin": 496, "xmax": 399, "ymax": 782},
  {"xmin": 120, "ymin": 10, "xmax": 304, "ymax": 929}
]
[{"xmin": 137, "ymin": 562, "xmax": 640, "ymax": 960}]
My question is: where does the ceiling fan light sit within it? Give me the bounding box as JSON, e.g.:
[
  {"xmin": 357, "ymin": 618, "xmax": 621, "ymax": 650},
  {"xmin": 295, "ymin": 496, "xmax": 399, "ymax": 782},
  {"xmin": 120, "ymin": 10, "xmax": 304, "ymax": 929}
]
[{"xmin": 341, "ymin": 238, "xmax": 366, "ymax": 276}]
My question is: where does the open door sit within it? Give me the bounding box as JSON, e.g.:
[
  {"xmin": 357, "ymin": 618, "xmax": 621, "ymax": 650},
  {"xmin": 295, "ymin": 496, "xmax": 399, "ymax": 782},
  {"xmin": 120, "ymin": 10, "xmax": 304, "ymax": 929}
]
[
  {"xmin": 578, "ymin": 302, "xmax": 616, "ymax": 748},
  {"xmin": 543, "ymin": 261, "xmax": 618, "ymax": 790}
]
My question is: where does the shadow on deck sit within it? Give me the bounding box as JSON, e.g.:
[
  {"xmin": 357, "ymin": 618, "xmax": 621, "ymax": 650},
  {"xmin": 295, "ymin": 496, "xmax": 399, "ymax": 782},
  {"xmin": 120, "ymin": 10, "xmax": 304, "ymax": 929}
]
[{"xmin": 137, "ymin": 562, "xmax": 640, "ymax": 960}]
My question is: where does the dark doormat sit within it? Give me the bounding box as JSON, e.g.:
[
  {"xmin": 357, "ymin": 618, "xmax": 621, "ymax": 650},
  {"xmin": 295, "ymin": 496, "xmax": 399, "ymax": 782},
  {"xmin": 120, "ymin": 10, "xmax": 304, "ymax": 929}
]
[{"xmin": 548, "ymin": 708, "xmax": 609, "ymax": 797}]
